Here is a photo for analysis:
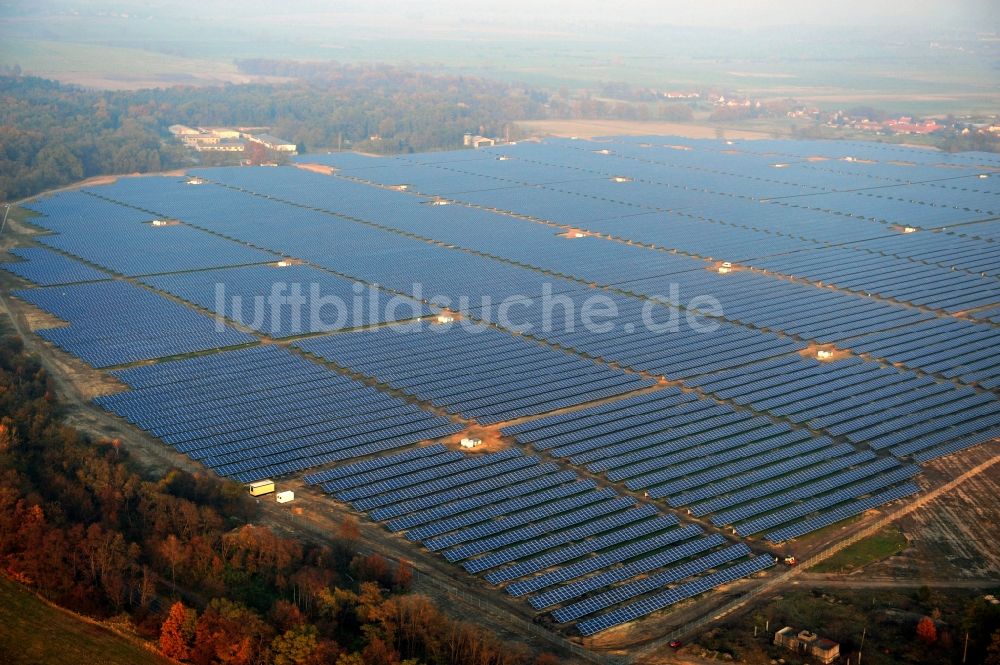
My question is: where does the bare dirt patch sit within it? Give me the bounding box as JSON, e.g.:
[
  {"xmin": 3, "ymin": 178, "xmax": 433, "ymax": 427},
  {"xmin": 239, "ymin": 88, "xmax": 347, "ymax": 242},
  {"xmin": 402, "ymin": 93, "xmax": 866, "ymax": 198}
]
[
  {"xmin": 557, "ymin": 228, "xmax": 600, "ymax": 239},
  {"xmin": 706, "ymin": 260, "xmax": 746, "ymax": 274},
  {"xmin": 862, "ymin": 443, "xmax": 1000, "ymax": 581},
  {"xmin": 294, "ymin": 163, "xmax": 338, "ymax": 176},
  {"xmin": 17, "ymin": 300, "xmax": 69, "ymax": 331},
  {"xmin": 269, "ymin": 258, "xmax": 306, "ymax": 267},
  {"xmin": 441, "ymin": 425, "xmax": 511, "ymax": 454},
  {"xmin": 798, "ymin": 343, "xmax": 853, "ymax": 363},
  {"xmin": 2, "ymin": 295, "xmax": 126, "ymax": 402}
]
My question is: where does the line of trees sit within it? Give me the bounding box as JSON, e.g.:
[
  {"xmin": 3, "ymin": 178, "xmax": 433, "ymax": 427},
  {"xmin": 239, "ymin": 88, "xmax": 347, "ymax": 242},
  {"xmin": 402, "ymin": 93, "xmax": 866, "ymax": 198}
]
[{"xmin": 0, "ymin": 330, "xmax": 561, "ymax": 665}]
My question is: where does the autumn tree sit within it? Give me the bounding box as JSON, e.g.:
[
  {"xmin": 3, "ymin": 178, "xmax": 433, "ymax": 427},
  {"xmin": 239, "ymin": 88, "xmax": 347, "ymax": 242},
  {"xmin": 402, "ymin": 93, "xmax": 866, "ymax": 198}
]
[
  {"xmin": 393, "ymin": 559, "xmax": 413, "ymax": 592},
  {"xmin": 985, "ymin": 629, "xmax": 1000, "ymax": 665},
  {"xmin": 271, "ymin": 624, "xmax": 326, "ymax": 665},
  {"xmin": 916, "ymin": 616, "xmax": 938, "ymax": 644},
  {"xmin": 192, "ymin": 598, "xmax": 273, "ymax": 665},
  {"xmin": 160, "ymin": 601, "xmax": 197, "ymax": 660},
  {"xmin": 337, "ymin": 515, "xmax": 360, "ymax": 543},
  {"xmin": 352, "ymin": 553, "xmax": 391, "ymax": 587}
]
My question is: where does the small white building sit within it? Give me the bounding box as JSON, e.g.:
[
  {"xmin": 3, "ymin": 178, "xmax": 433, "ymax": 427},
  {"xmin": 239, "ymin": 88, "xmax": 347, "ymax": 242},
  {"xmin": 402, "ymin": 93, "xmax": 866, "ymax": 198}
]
[
  {"xmin": 460, "ymin": 437, "xmax": 483, "ymax": 449},
  {"xmin": 245, "ymin": 132, "xmax": 298, "ymax": 153},
  {"xmin": 276, "ymin": 490, "xmax": 295, "ymax": 504}
]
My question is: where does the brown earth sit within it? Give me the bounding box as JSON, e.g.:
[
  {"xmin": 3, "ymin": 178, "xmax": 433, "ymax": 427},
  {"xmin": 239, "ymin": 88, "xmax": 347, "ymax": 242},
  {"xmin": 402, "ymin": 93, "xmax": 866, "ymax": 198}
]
[
  {"xmin": 861, "ymin": 444, "xmax": 1000, "ymax": 581},
  {"xmin": 293, "ymin": 163, "xmax": 337, "ymax": 176}
]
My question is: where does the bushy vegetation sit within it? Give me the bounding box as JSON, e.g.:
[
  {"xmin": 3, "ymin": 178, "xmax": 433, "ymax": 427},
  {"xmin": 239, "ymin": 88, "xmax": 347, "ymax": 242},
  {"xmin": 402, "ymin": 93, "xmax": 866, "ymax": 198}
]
[
  {"xmin": 697, "ymin": 586, "xmax": 1000, "ymax": 665},
  {"xmin": 0, "ymin": 330, "xmax": 561, "ymax": 665}
]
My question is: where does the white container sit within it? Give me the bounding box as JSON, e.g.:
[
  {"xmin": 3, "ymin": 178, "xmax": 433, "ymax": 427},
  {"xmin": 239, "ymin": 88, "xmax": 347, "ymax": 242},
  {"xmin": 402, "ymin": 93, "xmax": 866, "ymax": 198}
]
[{"xmin": 276, "ymin": 490, "xmax": 295, "ymax": 503}]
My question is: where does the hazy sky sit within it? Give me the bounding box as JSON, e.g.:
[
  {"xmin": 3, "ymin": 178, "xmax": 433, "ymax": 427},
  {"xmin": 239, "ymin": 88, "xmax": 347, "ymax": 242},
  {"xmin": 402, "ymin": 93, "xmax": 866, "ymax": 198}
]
[
  {"xmin": 9, "ymin": 0, "xmax": 999, "ymax": 31},
  {"xmin": 376, "ymin": 0, "xmax": 1000, "ymax": 29}
]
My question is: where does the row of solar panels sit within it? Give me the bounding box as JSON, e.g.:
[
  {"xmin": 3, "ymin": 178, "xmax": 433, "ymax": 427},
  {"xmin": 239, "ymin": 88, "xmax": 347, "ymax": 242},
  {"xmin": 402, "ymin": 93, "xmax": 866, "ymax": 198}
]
[
  {"xmin": 186, "ymin": 166, "xmax": 995, "ymax": 362},
  {"xmin": 688, "ymin": 356, "xmax": 1000, "ymax": 462},
  {"xmin": 538, "ymin": 139, "xmax": 999, "ymax": 223},
  {"xmin": 23, "ymin": 191, "xmax": 278, "ymax": 276},
  {"xmin": 1, "ymin": 247, "xmax": 109, "ymax": 286},
  {"xmin": 294, "ymin": 323, "xmax": 655, "ymax": 424},
  {"xmin": 95, "ymin": 346, "xmax": 462, "ymax": 481},
  {"xmin": 842, "ymin": 317, "xmax": 1000, "ymax": 390},
  {"xmin": 13, "ymin": 281, "xmax": 254, "ymax": 367},
  {"xmin": 78, "ymin": 172, "xmax": 992, "ymax": 399},
  {"xmin": 749, "ymin": 246, "xmax": 1000, "ymax": 313},
  {"xmin": 500, "ymin": 387, "xmax": 923, "ymax": 541},
  {"xmin": 141, "ymin": 263, "xmax": 430, "ymax": 338},
  {"xmin": 304, "ymin": 447, "xmax": 774, "ymax": 635}
]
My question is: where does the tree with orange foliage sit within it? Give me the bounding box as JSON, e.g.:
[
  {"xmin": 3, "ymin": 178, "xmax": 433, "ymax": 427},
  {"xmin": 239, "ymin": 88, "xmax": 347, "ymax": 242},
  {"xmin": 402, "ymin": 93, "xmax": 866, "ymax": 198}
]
[
  {"xmin": 393, "ymin": 559, "xmax": 413, "ymax": 591},
  {"xmin": 351, "ymin": 552, "xmax": 390, "ymax": 586},
  {"xmin": 337, "ymin": 516, "xmax": 360, "ymax": 543},
  {"xmin": 160, "ymin": 600, "xmax": 197, "ymax": 660},
  {"xmin": 192, "ymin": 598, "xmax": 273, "ymax": 665},
  {"xmin": 534, "ymin": 654, "xmax": 561, "ymax": 665},
  {"xmin": 916, "ymin": 616, "xmax": 938, "ymax": 644}
]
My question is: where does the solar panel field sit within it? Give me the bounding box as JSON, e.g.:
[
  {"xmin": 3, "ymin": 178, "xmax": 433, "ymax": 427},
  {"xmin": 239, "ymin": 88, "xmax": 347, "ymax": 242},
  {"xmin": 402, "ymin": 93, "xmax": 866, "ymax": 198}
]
[{"xmin": 2, "ymin": 135, "xmax": 998, "ymax": 647}]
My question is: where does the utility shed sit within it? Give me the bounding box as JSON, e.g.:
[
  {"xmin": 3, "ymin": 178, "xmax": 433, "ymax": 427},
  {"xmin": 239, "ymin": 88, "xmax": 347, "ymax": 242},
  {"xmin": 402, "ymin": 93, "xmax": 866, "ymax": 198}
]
[{"xmin": 248, "ymin": 479, "xmax": 275, "ymax": 496}]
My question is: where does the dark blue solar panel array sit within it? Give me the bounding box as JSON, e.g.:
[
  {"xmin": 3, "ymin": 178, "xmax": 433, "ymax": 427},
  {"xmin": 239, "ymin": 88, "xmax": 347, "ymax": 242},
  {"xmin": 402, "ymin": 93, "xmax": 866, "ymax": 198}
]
[
  {"xmin": 308, "ymin": 445, "xmax": 771, "ymax": 634},
  {"xmin": 689, "ymin": 356, "xmax": 1000, "ymax": 462},
  {"xmin": 1, "ymin": 247, "xmax": 109, "ymax": 286},
  {"xmin": 280, "ymin": 139, "xmax": 999, "ymax": 383},
  {"xmin": 196, "ymin": 165, "xmax": 708, "ymax": 286},
  {"xmin": 97, "ymin": 346, "xmax": 461, "ymax": 481},
  {"xmin": 841, "ymin": 317, "xmax": 1000, "ymax": 389},
  {"xmin": 9, "ymin": 136, "xmax": 999, "ymax": 636},
  {"xmin": 851, "ymin": 231, "xmax": 1000, "ymax": 278},
  {"xmin": 294, "ymin": 323, "xmax": 655, "ymax": 423},
  {"xmin": 13, "ymin": 281, "xmax": 254, "ymax": 367},
  {"xmin": 141, "ymin": 264, "xmax": 429, "ymax": 337},
  {"xmin": 575, "ymin": 554, "xmax": 775, "ymax": 636},
  {"xmin": 26, "ymin": 190, "xmax": 277, "ymax": 275},
  {"xmin": 750, "ymin": 247, "xmax": 1000, "ymax": 313},
  {"xmin": 500, "ymin": 385, "xmax": 921, "ymax": 540},
  {"xmin": 195, "ymin": 159, "xmax": 987, "ymax": 359},
  {"xmin": 971, "ymin": 304, "xmax": 1000, "ymax": 325},
  {"xmin": 623, "ymin": 269, "xmax": 935, "ymax": 344}
]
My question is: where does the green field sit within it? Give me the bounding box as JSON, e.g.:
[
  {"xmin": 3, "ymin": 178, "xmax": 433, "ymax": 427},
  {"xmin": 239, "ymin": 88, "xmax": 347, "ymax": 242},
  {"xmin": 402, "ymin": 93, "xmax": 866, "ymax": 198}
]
[
  {"xmin": 0, "ymin": 577, "xmax": 171, "ymax": 665},
  {"xmin": 811, "ymin": 524, "xmax": 909, "ymax": 573}
]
